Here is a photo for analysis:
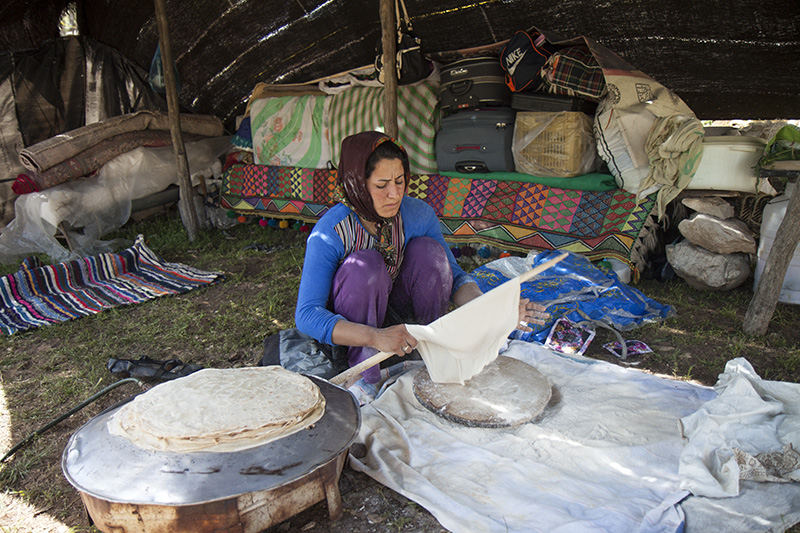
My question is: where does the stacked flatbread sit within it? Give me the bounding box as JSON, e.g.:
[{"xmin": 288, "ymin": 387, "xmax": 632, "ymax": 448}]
[{"xmin": 107, "ymin": 367, "xmax": 326, "ymax": 453}]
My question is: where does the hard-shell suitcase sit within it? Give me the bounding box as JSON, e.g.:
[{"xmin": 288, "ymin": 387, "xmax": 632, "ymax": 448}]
[
  {"xmin": 435, "ymin": 107, "xmax": 516, "ymax": 173},
  {"xmin": 440, "ymin": 57, "xmax": 511, "ymax": 113},
  {"xmin": 510, "ymin": 92, "xmax": 598, "ymax": 115}
]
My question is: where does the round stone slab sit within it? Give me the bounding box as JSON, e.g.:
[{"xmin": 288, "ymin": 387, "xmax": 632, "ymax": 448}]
[{"xmin": 412, "ymin": 355, "xmax": 552, "ymax": 428}]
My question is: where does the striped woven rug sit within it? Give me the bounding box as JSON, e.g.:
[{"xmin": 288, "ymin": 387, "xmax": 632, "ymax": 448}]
[{"xmin": 0, "ymin": 235, "xmax": 223, "ymax": 335}]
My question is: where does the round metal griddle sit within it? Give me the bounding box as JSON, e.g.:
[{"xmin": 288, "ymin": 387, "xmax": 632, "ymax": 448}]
[
  {"xmin": 62, "ymin": 375, "xmax": 360, "ymax": 507},
  {"xmin": 413, "ymin": 356, "xmax": 551, "ymax": 428}
]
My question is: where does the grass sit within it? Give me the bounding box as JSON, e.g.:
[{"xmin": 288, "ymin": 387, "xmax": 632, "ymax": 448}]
[
  {"xmin": 0, "ymin": 212, "xmax": 315, "ymax": 529},
  {"xmin": 0, "ymin": 206, "xmax": 798, "ymax": 530},
  {"xmin": 0, "ymin": 446, "xmax": 48, "ymax": 486}
]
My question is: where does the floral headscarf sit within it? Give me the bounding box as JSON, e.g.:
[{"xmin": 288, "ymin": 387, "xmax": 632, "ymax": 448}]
[{"xmin": 336, "ymin": 131, "xmax": 410, "ymax": 267}]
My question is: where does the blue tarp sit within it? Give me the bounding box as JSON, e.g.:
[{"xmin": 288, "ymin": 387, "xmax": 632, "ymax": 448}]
[{"xmin": 472, "ymin": 250, "xmax": 674, "ymax": 343}]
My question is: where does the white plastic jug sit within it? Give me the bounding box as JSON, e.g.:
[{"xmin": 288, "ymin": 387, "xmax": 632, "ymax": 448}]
[{"xmin": 753, "ymin": 183, "xmax": 800, "ymax": 304}]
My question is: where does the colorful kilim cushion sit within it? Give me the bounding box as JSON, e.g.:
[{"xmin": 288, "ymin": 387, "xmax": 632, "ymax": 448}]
[
  {"xmin": 220, "ymin": 164, "xmax": 658, "ymax": 269},
  {"xmin": 0, "ymin": 235, "xmax": 222, "ymax": 335}
]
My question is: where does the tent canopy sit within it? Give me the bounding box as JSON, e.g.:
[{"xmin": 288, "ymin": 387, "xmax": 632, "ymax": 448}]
[{"xmin": 1, "ymin": 0, "xmax": 798, "ymax": 129}]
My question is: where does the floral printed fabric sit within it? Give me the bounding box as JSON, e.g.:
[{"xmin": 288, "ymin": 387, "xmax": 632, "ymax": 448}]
[
  {"xmin": 250, "ymin": 95, "xmax": 332, "ymax": 169},
  {"xmin": 248, "ymin": 82, "xmax": 439, "ymax": 174}
]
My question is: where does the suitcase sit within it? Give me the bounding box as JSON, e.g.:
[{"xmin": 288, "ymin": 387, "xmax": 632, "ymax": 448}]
[
  {"xmin": 436, "ymin": 108, "xmax": 516, "ymax": 173},
  {"xmin": 511, "ymin": 92, "xmax": 598, "ymax": 115},
  {"xmin": 440, "ymin": 57, "xmax": 511, "ymax": 113}
]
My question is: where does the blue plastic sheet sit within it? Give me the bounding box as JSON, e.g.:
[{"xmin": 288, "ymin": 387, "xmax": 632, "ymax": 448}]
[{"xmin": 472, "ymin": 250, "xmax": 674, "ymax": 343}]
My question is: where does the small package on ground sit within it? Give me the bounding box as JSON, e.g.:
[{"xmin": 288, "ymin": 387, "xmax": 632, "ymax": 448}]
[
  {"xmin": 513, "ymin": 111, "xmax": 597, "ymax": 177},
  {"xmin": 544, "ymin": 317, "xmax": 595, "ymax": 355}
]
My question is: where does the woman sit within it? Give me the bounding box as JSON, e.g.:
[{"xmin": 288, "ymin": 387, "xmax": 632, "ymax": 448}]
[{"xmin": 295, "ymin": 131, "xmax": 542, "ymax": 385}]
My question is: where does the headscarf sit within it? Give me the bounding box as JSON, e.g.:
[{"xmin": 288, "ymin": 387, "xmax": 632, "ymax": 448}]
[{"xmin": 336, "ymin": 131, "xmax": 410, "ymax": 267}]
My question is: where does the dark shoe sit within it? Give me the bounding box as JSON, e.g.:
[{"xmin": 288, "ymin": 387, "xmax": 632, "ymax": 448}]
[{"xmin": 107, "ymin": 356, "xmax": 203, "ymax": 382}]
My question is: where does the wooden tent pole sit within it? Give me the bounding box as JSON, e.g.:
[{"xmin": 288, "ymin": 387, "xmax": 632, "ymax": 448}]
[
  {"xmin": 743, "ymin": 187, "xmax": 800, "ymax": 335},
  {"xmin": 153, "ymin": 0, "xmax": 199, "ymax": 242},
  {"xmin": 379, "ymin": 0, "xmax": 398, "ymax": 138}
]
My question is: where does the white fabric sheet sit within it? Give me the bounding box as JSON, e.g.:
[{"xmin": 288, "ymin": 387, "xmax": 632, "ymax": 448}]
[
  {"xmin": 350, "ymin": 342, "xmax": 800, "ymax": 532},
  {"xmin": 406, "ymin": 277, "xmax": 520, "ymax": 384},
  {"xmin": 679, "ymin": 357, "xmax": 800, "ymax": 498}
]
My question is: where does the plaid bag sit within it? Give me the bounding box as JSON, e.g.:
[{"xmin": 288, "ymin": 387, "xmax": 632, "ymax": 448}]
[{"xmin": 541, "ymin": 46, "xmax": 606, "ymax": 102}]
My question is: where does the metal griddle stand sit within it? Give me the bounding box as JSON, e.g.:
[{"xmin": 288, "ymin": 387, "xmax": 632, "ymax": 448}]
[{"xmin": 62, "ymin": 376, "xmax": 360, "ymax": 532}]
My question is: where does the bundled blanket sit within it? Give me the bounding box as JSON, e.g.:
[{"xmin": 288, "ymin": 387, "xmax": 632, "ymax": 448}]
[
  {"xmin": 221, "ymin": 164, "xmax": 660, "ymax": 270},
  {"xmin": 18, "ymin": 110, "xmax": 224, "ymax": 174},
  {"xmin": 13, "ymin": 130, "xmax": 175, "ymax": 194},
  {"xmin": 249, "ymin": 82, "xmax": 439, "ymax": 174}
]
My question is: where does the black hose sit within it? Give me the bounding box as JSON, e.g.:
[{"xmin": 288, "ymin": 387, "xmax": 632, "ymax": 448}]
[{"xmin": 1, "ymin": 377, "xmax": 143, "ymax": 463}]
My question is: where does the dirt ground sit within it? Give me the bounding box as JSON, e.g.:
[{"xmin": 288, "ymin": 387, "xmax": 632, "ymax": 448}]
[{"xmin": 1, "ymin": 246, "xmax": 799, "ymax": 532}]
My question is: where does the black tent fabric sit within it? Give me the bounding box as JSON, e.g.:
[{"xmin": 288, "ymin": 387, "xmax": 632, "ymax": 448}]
[
  {"xmin": 1, "ymin": 0, "xmax": 799, "ymax": 129},
  {"xmin": 0, "ymin": 37, "xmax": 166, "ymax": 148}
]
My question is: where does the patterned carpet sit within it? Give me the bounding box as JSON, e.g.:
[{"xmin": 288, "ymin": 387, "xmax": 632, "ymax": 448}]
[
  {"xmin": 0, "ymin": 235, "xmax": 222, "ymax": 335},
  {"xmin": 220, "ymin": 164, "xmax": 658, "ymax": 269}
]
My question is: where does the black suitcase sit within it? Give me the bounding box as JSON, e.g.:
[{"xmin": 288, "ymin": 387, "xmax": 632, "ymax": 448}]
[
  {"xmin": 435, "ymin": 108, "xmax": 516, "ymax": 173},
  {"xmin": 440, "ymin": 57, "xmax": 511, "ymax": 113},
  {"xmin": 511, "ymin": 92, "xmax": 598, "ymax": 114}
]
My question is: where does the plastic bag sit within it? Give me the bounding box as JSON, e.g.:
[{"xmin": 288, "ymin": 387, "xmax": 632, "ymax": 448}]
[
  {"xmin": 513, "ymin": 111, "xmax": 598, "ymax": 177},
  {"xmin": 149, "ymin": 44, "xmax": 180, "ymax": 94},
  {"xmin": 472, "ymin": 250, "xmax": 674, "ymax": 344},
  {"xmin": 0, "ymin": 137, "xmax": 231, "ymax": 264},
  {"xmin": 759, "ymin": 124, "xmax": 800, "ymax": 168}
]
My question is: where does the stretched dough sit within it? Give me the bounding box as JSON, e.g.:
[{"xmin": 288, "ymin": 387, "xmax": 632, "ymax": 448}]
[
  {"xmin": 407, "ymin": 277, "xmax": 521, "ymax": 384},
  {"xmin": 107, "ymin": 366, "xmax": 325, "ymax": 453}
]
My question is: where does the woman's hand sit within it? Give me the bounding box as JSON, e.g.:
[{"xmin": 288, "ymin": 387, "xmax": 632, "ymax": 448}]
[
  {"xmin": 372, "ymin": 324, "xmax": 418, "ymax": 356},
  {"xmin": 332, "ymin": 320, "xmax": 417, "ymax": 355},
  {"xmin": 516, "ymin": 298, "xmax": 549, "ymax": 332}
]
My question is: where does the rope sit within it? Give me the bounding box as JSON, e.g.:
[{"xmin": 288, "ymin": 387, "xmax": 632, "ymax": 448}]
[{"xmin": 574, "ymin": 309, "xmax": 628, "ymax": 360}]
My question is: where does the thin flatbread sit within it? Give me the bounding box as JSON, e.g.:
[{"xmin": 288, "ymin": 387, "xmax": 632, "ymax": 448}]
[
  {"xmin": 107, "ymin": 367, "xmax": 325, "ymax": 453},
  {"xmin": 406, "ymin": 277, "xmax": 521, "ymax": 384}
]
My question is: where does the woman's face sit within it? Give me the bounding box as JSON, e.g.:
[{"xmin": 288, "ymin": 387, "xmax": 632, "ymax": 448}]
[{"xmin": 366, "ymin": 158, "xmax": 405, "ymax": 219}]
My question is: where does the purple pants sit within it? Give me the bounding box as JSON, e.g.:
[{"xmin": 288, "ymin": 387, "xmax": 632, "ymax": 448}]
[{"xmin": 331, "ymin": 237, "xmax": 453, "ymax": 383}]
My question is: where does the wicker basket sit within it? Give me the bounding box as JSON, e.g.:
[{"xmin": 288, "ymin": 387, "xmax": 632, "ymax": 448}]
[{"xmin": 513, "ymin": 111, "xmax": 597, "ymax": 177}]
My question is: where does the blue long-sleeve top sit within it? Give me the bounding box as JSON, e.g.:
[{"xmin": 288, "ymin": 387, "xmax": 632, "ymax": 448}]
[{"xmin": 295, "ymin": 196, "xmax": 476, "ymax": 345}]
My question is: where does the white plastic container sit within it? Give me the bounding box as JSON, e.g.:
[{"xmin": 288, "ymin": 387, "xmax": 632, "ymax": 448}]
[
  {"xmin": 753, "ymin": 186, "xmax": 800, "ymax": 304},
  {"xmin": 687, "ymin": 136, "xmax": 767, "ymax": 192}
]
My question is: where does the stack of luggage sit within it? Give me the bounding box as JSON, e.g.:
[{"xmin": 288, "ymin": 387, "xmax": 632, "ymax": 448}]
[{"xmin": 435, "ymin": 30, "xmax": 603, "ymax": 178}]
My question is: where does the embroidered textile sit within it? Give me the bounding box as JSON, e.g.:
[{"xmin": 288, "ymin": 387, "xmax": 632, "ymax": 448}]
[
  {"xmin": 333, "ymin": 212, "xmax": 406, "ymax": 280},
  {"xmin": 220, "ymin": 164, "xmax": 659, "ymax": 270}
]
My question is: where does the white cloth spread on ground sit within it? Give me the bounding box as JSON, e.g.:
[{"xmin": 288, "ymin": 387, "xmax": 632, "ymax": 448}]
[
  {"xmin": 679, "ymin": 358, "xmax": 800, "ymax": 498},
  {"xmin": 350, "ymin": 342, "xmax": 800, "ymax": 532},
  {"xmin": 108, "ymin": 367, "xmax": 325, "ymax": 453},
  {"xmin": 406, "ymin": 277, "xmax": 520, "ymax": 384}
]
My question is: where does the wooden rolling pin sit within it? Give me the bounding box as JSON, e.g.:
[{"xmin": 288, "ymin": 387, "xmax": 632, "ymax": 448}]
[{"xmin": 329, "ymin": 252, "xmax": 568, "ymax": 387}]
